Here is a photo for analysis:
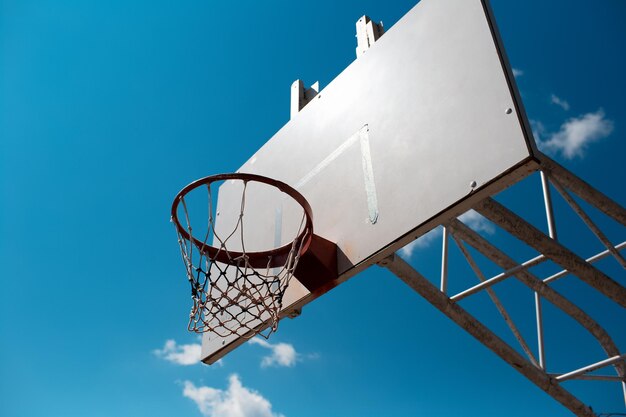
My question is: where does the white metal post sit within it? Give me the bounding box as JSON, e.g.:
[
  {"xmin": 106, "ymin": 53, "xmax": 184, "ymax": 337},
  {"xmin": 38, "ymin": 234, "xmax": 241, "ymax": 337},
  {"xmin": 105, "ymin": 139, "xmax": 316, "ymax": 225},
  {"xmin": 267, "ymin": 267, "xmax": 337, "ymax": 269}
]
[
  {"xmin": 537, "ymin": 171, "xmax": 556, "ymax": 370},
  {"xmin": 441, "ymin": 226, "xmax": 449, "ymax": 293},
  {"xmin": 541, "ymin": 171, "xmax": 558, "ymax": 239}
]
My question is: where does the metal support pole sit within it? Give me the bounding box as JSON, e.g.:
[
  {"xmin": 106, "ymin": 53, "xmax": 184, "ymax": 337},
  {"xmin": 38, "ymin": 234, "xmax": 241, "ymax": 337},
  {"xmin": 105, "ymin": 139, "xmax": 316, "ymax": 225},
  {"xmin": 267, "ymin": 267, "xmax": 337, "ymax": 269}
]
[
  {"xmin": 538, "ymin": 154, "xmax": 626, "ymax": 227},
  {"xmin": 535, "ymin": 292, "xmax": 546, "ymax": 369},
  {"xmin": 541, "ymin": 171, "xmax": 558, "ymax": 239},
  {"xmin": 379, "ymin": 253, "xmax": 596, "ymax": 417},
  {"xmin": 451, "ymin": 253, "xmax": 546, "ymax": 301},
  {"xmin": 441, "ymin": 226, "xmax": 449, "ymax": 293},
  {"xmin": 544, "ymin": 241, "xmax": 626, "ymax": 283},
  {"xmin": 537, "ymin": 171, "xmax": 555, "ymax": 370},
  {"xmin": 549, "ymin": 175, "xmax": 626, "ymax": 269},
  {"xmin": 450, "ymin": 233, "xmax": 540, "ymax": 368},
  {"xmin": 547, "ymin": 374, "xmax": 625, "ymax": 382},
  {"xmin": 556, "ymin": 354, "xmax": 626, "ymax": 382}
]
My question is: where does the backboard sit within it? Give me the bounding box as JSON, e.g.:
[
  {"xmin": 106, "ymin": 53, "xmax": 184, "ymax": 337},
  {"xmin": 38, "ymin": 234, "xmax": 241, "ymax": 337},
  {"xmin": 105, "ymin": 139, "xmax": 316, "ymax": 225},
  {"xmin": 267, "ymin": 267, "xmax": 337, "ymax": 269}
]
[{"xmin": 196, "ymin": 0, "xmax": 537, "ymax": 363}]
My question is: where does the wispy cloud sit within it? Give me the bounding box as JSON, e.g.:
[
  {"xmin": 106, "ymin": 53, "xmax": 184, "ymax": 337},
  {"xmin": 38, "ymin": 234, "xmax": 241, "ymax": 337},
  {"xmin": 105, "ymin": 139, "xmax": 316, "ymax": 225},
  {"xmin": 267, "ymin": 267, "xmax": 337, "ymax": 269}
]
[
  {"xmin": 550, "ymin": 94, "xmax": 570, "ymax": 111},
  {"xmin": 512, "ymin": 68, "xmax": 523, "ymax": 78},
  {"xmin": 249, "ymin": 338, "xmax": 298, "ymax": 368},
  {"xmin": 531, "ymin": 119, "xmax": 546, "ymax": 143},
  {"xmin": 398, "ymin": 211, "xmax": 495, "ymax": 259},
  {"xmin": 458, "ymin": 210, "xmax": 495, "ymax": 234},
  {"xmin": 398, "ymin": 227, "xmax": 443, "ymax": 258},
  {"xmin": 153, "ymin": 339, "xmax": 201, "ymax": 366},
  {"xmin": 535, "ymin": 109, "xmax": 613, "ymax": 159},
  {"xmin": 183, "ymin": 375, "xmax": 284, "ymax": 417}
]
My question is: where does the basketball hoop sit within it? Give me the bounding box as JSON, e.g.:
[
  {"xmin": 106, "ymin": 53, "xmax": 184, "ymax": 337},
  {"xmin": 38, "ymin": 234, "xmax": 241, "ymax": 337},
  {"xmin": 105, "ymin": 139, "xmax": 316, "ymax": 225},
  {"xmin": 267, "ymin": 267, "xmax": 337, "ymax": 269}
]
[{"xmin": 171, "ymin": 173, "xmax": 314, "ymax": 338}]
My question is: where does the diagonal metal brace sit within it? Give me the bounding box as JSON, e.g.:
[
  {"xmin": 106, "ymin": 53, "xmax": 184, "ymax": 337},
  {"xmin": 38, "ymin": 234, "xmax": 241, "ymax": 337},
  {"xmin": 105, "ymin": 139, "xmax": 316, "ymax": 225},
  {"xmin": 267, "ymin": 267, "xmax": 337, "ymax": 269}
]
[
  {"xmin": 538, "ymin": 154, "xmax": 626, "ymax": 227},
  {"xmin": 448, "ymin": 219, "xmax": 626, "ymax": 383},
  {"xmin": 379, "ymin": 253, "xmax": 596, "ymax": 417},
  {"xmin": 474, "ymin": 197, "xmax": 626, "ymax": 308}
]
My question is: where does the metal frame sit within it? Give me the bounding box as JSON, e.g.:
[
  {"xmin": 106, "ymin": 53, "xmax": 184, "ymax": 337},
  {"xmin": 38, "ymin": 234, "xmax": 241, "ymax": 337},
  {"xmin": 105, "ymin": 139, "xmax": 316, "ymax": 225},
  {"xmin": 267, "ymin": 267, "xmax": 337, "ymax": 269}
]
[{"xmin": 380, "ymin": 153, "xmax": 625, "ymax": 417}]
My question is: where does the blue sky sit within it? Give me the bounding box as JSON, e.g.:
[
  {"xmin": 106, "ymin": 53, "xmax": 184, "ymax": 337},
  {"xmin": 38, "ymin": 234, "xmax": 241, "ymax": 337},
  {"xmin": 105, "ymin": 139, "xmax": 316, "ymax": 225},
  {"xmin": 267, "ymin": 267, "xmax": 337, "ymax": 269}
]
[{"xmin": 2, "ymin": 0, "xmax": 625, "ymax": 416}]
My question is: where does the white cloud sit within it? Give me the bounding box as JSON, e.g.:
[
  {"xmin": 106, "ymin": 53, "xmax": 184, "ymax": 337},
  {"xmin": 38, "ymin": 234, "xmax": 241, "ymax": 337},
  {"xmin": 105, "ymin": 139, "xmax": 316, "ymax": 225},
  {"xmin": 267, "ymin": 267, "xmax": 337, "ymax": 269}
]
[
  {"xmin": 398, "ymin": 211, "xmax": 496, "ymax": 259},
  {"xmin": 458, "ymin": 210, "xmax": 495, "ymax": 234},
  {"xmin": 537, "ymin": 109, "xmax": 613, "ymax": 159},
  {"xmin": 249, "ymin": 338, "xmax": 297, "ymax": 368},
  {"xmin": 153, "ymin": 339, "xmax": 201, "ymax": 366},
  {"xmin": 531, "ymin": 119, "xmax": 546, "ymax": 142},
  {"xmin": 550, "ymin": 94, "xmax": 570, "ymax": 111},
  {"xmin": 183, "ymin": 375, "xmax": 284, "ymax": 417},
  {"xmin": 512, "ymin": 68, "xmax": 523, "ymax": 77},
  {"xmin": 398, "ymin": 227, "xmax": 443, "ymax": 258}
]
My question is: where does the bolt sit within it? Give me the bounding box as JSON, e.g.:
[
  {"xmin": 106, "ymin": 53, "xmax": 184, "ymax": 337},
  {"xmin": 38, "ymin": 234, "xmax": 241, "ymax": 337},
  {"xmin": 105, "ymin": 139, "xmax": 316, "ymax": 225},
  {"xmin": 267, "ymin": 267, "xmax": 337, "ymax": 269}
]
[
  {"xmin": 505, "ymin": 108, "xmax": 513, "ymax": 114},
  {"xmin": 470, "ymin": 180, "xmax": 477, "ymax": 188}
]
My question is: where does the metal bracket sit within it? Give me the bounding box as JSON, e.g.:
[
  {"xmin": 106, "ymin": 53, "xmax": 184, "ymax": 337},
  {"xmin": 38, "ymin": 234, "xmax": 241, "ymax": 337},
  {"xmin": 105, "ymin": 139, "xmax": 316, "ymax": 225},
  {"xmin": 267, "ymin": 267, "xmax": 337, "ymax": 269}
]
[
  {"xmin": 290, "ymin": 79, "xmax": 319, "ymax": 119},
  {"xmin": 356, "ymin": 16, "xmax": 384, "ymax": 58}
]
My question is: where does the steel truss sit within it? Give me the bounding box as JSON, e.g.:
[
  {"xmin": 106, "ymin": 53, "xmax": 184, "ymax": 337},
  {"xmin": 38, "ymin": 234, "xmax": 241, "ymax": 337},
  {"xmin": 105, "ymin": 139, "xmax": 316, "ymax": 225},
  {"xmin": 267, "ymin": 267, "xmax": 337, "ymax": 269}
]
[{"xmin": 380, "ymin": 153, "xmax": 625, "ymax": 417}]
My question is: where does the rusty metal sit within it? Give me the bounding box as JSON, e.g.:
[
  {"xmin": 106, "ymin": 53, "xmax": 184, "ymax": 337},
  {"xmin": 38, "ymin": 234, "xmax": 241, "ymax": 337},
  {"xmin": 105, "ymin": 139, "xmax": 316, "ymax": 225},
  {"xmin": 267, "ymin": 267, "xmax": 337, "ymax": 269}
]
[
  {"xmin": 450, "ymin": 253, "xmax": 546, "ymax": 301},
  {"xmin": 474, "ymin": 197, "xmax": 626, "ymax": 308},
  {"xmin": 450, "ymin": 233, "xmax": 540, "ymax": 368},
  {"xmin": 548, "ymin": 173, "xmax": 626, "ymax": 269},
  {"xmin": 379, "ymin": 253, "xmax": 596, "ymax": 417},
  {"xmin": 544, "ymin": 241, "xmax": 626, "ymax": 283},
  {"xmin": 383, "ymin": 212, "xmax": 625, "ymax": 415},
  {"xmin": 448, "ymin": 219, "xmax": 625, "ymax": 389},
  {"xmin": 556, "ymin": 354, "xmax": 626, "ymax": 382},
  {"xmin": 538, "ymin": 155, "xmax": 626, "ymax": 227}
]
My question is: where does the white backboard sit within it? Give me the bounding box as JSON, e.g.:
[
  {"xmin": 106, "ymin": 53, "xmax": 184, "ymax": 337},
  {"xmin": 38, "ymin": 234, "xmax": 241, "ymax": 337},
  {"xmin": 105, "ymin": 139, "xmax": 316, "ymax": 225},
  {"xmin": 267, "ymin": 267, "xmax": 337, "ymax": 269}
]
[{"xmin": 202, "ymin": 0, "xmax": 536, "ymax": 363}]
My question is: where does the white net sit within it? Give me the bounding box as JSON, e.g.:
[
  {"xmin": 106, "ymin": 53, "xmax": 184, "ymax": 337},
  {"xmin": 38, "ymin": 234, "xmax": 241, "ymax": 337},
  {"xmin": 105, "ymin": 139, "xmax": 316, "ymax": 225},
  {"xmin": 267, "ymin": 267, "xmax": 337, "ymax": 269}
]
[{"xmin": 173, "ymin": 177, "xmax": 308, "ymax": 339}]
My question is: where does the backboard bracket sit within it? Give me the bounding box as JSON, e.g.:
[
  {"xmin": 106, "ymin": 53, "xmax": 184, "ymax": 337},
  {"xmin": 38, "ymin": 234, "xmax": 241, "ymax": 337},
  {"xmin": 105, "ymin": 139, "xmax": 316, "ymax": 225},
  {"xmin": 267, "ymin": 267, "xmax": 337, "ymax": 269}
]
[
  {"xmin": 294, "ymin": 234, "xmax": 338, "ymax": 292},
  {"xmin": 290, "ymin": 80, "xmax": 320, "ymax": 119},
  {"xmin": 356, "ymin": 16, "xmax": 384, "ymax": 57}
]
